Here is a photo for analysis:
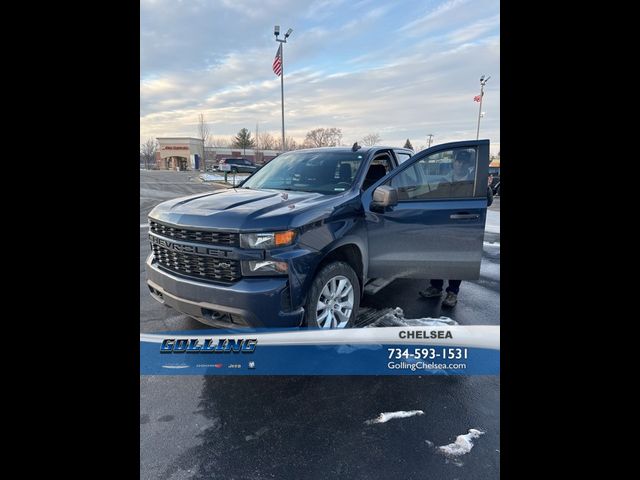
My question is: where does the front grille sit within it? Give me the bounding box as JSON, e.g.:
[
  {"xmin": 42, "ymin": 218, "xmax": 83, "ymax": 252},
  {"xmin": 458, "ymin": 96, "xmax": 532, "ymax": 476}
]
[
  {"xmin": 152, "ymin": 244, "xmax": 241, "ymax": 283},
  {"xmin": 149, "ymin": 221, "xmax": 239, "ymax": 247}
]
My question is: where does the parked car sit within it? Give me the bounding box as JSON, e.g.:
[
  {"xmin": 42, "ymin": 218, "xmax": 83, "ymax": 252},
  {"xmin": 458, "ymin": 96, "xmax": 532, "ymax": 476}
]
[
  {"xmin": 217, "ymin": 158, "xmax": 258, "ymax": 174},
  {"xmin": 146, "ymin": 141, "xmax": 489, "ymax": 329},
  {"xmin": 489, "ymin": 159, "xmax": 500, "ymax": 196}
]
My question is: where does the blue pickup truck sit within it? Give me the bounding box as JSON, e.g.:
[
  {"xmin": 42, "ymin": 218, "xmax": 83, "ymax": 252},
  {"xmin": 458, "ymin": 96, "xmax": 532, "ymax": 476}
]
[{"xmin": 146, "ymin": 140, "xmax": 490, "ymax": 329}]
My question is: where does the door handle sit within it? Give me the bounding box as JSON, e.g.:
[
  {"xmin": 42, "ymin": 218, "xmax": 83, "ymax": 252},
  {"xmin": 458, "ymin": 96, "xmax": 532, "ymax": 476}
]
[{"xmin": 450, "ymin": 213, "xmax": 479, "ymax": 220}]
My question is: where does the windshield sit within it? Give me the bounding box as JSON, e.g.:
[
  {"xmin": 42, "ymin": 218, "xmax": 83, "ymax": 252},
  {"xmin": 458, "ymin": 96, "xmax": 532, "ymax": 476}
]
[{"xmin": 241, "ymin": 150, "xmax": 365, "ymax": 194}]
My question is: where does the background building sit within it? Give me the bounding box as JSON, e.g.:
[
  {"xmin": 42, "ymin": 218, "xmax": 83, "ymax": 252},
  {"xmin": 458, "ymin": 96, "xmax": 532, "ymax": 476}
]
[
  {"xmin": 154, "ymin": 137, "xmax": 280, "ymax": 171},
  {"xmin": 156, "ymin": 137, "xmax": 204, "ymax": 170}
]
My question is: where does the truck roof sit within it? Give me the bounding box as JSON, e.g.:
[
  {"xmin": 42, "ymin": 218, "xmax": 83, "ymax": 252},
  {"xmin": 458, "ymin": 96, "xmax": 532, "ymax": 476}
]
[{"xmin": 293, "ymin": 146, "xmax": 413, "ymax": 154}]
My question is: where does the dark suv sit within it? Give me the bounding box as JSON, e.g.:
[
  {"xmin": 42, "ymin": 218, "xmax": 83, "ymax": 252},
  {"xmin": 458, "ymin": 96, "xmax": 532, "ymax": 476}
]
[
  {"xmin": 488, "ymin": 162, "xmax": 500, "ymax": 196},
  {"xmin": 146, "ymin": 141, "xmax": 490, "ymax": 329},
  {"xmin": 217, "ymin": 158, "xmax": 258, "ymax": 174}
]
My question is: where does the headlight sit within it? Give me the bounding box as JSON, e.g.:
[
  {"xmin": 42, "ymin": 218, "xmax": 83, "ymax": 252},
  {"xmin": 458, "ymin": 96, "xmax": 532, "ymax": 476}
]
[
  {"xmin": 242, "ymin": 260, "xmax": 289, "ymax": 275},
  {"xmin": 240, "ymin": 230, "xmax": 296, "ymax": 249}
]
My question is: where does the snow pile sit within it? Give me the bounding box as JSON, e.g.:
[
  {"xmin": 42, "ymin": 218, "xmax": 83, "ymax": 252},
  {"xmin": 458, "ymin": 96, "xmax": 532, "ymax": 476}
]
[
  {"xmin": 436, "ymin": 429, "xmax": 485, "ymax": 458},
  {"xmin": 364, "ymin": 410, "xmax": 424, "ymax": 425},
  {"xmin": 363, "ymin": 307, "xmax": 458, "ymax": 328}
]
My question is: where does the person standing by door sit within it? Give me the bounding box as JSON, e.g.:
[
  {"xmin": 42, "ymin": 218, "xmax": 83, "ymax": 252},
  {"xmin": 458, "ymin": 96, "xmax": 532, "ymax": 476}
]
[{"xmin": 418, "ymin": 149, "xmax": 493, "ymax": 308}]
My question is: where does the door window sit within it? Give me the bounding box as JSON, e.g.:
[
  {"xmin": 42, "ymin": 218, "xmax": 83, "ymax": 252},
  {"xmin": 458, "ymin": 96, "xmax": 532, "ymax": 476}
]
[
  {"xmin": 395, "ymin": 152, "xmax": 412, "ymax": 164},
  {"xmin": 386, "ymin": 148, "xmax": 478, "ymax": 200}
]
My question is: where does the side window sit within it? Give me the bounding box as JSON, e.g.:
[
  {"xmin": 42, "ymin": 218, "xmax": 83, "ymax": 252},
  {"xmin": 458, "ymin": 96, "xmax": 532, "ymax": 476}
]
[
  {"xmin": 396, "ymin": 152, "xmax": 412, "ymax": 164},
  {"xmin": 386, "ymin": 148, "xmax": 477, "ymax": 200},
  {"xmin": 371, "ymin": 154, "xmax": 392, "ymax": 174},
  {"xmin": 362, "ymin": 153, "xmax": 393, "ymax": 190}
]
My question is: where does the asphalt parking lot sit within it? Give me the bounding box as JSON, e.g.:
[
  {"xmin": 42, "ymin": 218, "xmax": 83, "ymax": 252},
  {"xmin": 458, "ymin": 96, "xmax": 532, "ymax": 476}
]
[{"xmin": 140, "ymin": 170, "xmax": 500, "ymax": 479}]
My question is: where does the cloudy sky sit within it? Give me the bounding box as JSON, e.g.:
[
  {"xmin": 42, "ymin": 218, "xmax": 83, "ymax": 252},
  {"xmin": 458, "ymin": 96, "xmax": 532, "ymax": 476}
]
[{"xmin": 140, "ymin": 0, "xmax": 499, "ymax": 152}]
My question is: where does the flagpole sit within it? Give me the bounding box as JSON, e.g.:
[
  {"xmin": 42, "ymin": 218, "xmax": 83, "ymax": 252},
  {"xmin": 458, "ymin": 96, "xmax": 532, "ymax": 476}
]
[
  {"xmin": 280, "ymin": 45, "xmax": 285, "ymax": 152},
  {"xmin": 475, "ymin": 84, "xmax": 483, "ymax": 140},
  {"xmin": 274, "ymin": 26, "xmax": 293, "ymax": 153}
]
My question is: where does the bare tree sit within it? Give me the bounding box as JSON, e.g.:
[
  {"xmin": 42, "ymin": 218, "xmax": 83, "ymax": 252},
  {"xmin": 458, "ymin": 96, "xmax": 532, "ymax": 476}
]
[
  {"xmin": 205, "ymin": 137, "xmax": 217, "ymax": 166},
  {"xmin": 213, "ymin": 137, "xmax": 231, "ymax": 148},
  {"xmin": 258, "ymin": 132, "xmax": 277, "ymax": 150},
  {"xmin": 304, "ymin": 128, "xmax": 343, "ymax": 148},
  {"xmin": 140, "ymin": 138, "xmax": 158, "ymax": 170},
  {"xmin": 362, "ymin": 133, "xmax": 382, "ymax": 146},
  {"xmin": 277, "ymin": 136, "xmax": 299, "ymax": 151},
  {"xmin": 197, "ymin": 114, "xmax": 211, "ymax": 171}
]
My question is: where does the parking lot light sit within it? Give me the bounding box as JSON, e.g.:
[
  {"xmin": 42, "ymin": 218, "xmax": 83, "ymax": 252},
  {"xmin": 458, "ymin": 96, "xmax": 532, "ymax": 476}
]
[{"xmin": 476, "ymin": 75, "xmax": 490, "ymax": 140}]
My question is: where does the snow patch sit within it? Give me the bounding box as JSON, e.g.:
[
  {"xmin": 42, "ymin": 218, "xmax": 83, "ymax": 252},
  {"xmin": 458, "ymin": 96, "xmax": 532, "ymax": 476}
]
[
  {"xmin": 365, "ymin": 410, "xmax": 424, "ymax": 425},
  {"xmin": 200, "ymin": 173, "xmax": 246, "ymax": 186},
  {"xmin": 363, "ymin": 307, "xmax": 458, "ymax": 328},
  {"xmin": 436, "ymin": 429, "xmax": 485, "ymax": 458},
  {"xmin": 485, "ymin": 210, "xmax": 500, "ymax": 233},
  {"xmin": 245, "ymin": 426, "xmax": 269, "ymax": 441},
  {"xmin": 479, "ymin": 260, "xmax": 500, "ymax": 282}
]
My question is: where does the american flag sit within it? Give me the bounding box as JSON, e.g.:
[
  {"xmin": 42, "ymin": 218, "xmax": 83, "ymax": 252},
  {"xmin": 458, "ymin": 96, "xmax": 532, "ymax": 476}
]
[
  {"xmin": 273, "ymin": 44, "xmax": 282, "ymax": 77},
  {"xmin": 474, "ymin": 94, "xmax": 482, "ymax": 102}
]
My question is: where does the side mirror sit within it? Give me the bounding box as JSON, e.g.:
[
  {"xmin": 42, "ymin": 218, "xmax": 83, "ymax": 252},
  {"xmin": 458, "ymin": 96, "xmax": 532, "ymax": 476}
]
[{"xmin": 371, "ymin": 185, "xmax": 398, "ymax": 208}]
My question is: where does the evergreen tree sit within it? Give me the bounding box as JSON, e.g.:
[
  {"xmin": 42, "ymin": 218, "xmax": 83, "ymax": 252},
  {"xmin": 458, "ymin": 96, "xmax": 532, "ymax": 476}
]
[
  {"xmin": 403, "ymin": 139, "xmax": 413, "ymax": 149},
  {"xmin": 232, "ymin": 128, "xmax": 256, "ymax": 153}
]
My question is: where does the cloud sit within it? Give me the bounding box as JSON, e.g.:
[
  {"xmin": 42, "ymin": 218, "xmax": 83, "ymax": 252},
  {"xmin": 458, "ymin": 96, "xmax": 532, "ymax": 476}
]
[
  {"xmin": 400, "ymin": 0, "xmax": 498, "ymax": 37},
  {"xmin": 444, "ymin": 14, "xmax": 500, "ymax": 44},
  {"xmin": 141, "ymin": 0, "xmax": 500, "ymax": 148}
]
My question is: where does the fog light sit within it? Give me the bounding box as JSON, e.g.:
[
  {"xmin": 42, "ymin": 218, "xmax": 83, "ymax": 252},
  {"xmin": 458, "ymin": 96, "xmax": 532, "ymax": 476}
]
[{"xmin": 244, "ymin": 260, "xmax": 288, "ymax": 275}]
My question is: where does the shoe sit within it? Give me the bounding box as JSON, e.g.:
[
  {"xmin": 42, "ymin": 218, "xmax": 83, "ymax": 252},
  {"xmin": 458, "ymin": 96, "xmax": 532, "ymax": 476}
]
[
  {"xmin": 442, "ymin": 292, "xmax": 458, "ymax": 308},
  {"xmin": 419, "ymin": 286, "xmax": 443, "ymax": 298}
]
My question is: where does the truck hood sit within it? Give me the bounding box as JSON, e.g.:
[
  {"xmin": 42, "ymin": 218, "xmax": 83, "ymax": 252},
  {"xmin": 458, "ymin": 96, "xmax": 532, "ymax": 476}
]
[{"xmin": 149, "ymin": 187, "xmax": 352, "ymax": 231}]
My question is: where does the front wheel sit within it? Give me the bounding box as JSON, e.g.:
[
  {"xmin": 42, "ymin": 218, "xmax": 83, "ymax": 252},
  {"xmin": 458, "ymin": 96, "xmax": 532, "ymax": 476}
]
[{"xmin": 304, "ymin": 261, "xmax": 360, "ymax": 329}]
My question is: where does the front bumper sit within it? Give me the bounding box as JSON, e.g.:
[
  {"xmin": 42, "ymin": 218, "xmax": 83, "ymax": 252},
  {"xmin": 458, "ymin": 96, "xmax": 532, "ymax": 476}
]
[{"xmin": 145, "ymin": 254, "xmax": 304, "ymax": 328}]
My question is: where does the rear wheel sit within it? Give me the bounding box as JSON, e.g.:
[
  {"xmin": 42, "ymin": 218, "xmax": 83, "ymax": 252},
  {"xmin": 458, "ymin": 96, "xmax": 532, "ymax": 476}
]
[
  {"xmin": 231, "ymin": 167, "xmax": 238, "ymax": 174},
  {"xmin": 304, "ymin": 261, "xmax": 360, "ymax": 329}
]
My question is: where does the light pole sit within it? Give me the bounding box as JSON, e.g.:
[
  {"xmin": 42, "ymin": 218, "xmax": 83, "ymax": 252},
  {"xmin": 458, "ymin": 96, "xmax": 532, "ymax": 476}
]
[
  {"xmin": 427, "ymin": 134, "xmax": 434, "ymax": 148},
  {"xmin": 274, "ymin": 25, "xmax": 293, "ymax": 152},
  {"xmin": 476, "ymin": 75, "xmax": 490, "ymax": 140}
]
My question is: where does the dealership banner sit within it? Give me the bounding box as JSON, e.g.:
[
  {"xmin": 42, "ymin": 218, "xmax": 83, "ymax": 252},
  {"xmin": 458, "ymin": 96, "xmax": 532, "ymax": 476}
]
[{"xmin": 140, "ymin": 326, "xmax": 499, "ymax": 375}]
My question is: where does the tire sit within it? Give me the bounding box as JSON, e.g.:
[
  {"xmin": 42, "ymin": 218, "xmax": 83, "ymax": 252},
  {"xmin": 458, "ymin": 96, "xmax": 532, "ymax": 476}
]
[
  {"xmin": 496, "ymin": 185, "xmax": 500, "ymax": 196},
  {"xmin": 304, "ymin": 261, "xmax": 360, "ymax": 329}
]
